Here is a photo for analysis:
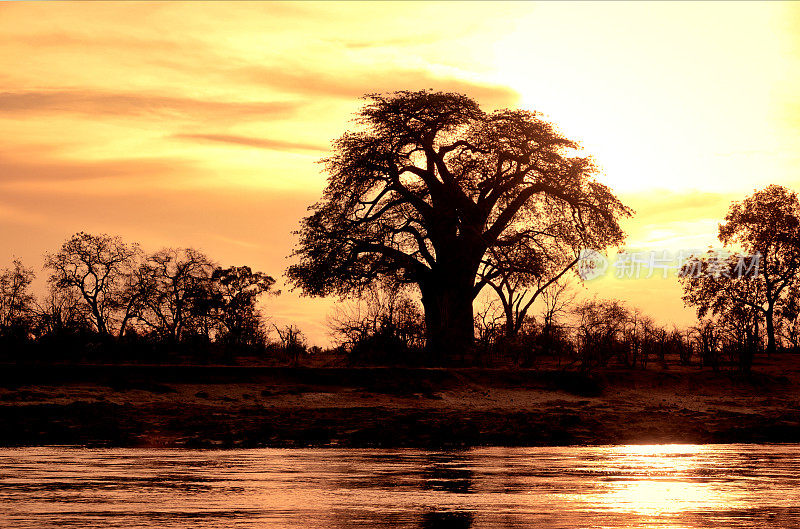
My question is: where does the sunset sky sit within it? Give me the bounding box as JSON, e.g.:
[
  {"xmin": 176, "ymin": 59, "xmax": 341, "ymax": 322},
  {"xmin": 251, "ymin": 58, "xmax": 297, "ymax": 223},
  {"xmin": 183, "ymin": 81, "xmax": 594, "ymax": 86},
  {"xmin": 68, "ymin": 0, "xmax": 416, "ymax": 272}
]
[{"xmin": 2, "ymin": 2, "xmax": 799, "ymax": 344}]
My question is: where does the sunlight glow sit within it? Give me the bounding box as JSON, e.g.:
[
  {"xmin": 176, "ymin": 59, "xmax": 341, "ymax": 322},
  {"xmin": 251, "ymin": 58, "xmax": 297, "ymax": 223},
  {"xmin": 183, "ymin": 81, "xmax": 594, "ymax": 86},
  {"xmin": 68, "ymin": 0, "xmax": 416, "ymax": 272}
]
[
  {"xmin": 600, "ymin": 445, "xmax": 729, "ymax": 516},
  {"xmin": 605, "ymin": 479, "xmax": 719, "ymax": 515},
  {"xmin": 611, "ymin": 444, "xmax": 705, "ymax": 457},
  {"xmin": 491, "ymin": 3, "xmax": 798, "ymax": 194}
]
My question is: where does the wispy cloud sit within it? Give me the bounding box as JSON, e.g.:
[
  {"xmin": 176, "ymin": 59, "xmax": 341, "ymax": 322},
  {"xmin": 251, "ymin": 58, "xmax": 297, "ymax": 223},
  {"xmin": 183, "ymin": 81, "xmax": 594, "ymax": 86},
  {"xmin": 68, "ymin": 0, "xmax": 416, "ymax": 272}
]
[
  {"xmin": 237, "ymin": 65, "xmax": 520, "ymax": 108},
  {"xmin": 0, "ymin": 90, "xmax": 304, "ymax": 122},
  {"xmin": 172, "ymin": 133, "xmax": 327, "ymax": 153},
  {"xmin": 620, "ymin": 190, "xmax": 733, "ymax": 224},
  {"xmin": 0, "ymin": 152, "xmax": 192, "ymax": 185}
]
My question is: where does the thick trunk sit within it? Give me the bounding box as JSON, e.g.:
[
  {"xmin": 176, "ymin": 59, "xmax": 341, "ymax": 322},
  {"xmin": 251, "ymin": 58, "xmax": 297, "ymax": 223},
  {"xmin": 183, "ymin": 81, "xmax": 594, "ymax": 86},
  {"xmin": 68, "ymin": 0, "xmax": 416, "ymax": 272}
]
[
  {"xmin": 503, "ymin": 303, "xmax": 516, "ymax": 339},
  {"xmin": 421, "ymin": 276, "xmax": 475, "ymax": 364}
]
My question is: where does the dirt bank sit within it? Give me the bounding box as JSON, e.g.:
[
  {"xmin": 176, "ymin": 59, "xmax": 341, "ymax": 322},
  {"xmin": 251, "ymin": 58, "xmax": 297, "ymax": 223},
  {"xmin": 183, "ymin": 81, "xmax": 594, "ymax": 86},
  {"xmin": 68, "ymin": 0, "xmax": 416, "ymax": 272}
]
[{"xmin": 1, "ymin": 359, "xmax": 799, "ymax": 448}]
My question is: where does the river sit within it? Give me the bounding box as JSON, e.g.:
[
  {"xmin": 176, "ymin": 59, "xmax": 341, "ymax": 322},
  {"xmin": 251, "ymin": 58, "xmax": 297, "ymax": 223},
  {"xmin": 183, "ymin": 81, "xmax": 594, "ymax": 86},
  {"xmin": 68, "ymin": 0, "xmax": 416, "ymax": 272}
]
[{"xmin": 1, "ymin": 444, "xmax": 798, "ymax": 528}]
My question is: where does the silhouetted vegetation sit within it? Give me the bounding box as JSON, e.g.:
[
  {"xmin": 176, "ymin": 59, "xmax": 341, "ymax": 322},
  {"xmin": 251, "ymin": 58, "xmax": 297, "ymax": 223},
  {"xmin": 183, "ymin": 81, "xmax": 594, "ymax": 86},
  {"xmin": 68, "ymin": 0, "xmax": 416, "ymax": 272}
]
[
  {"xmin": 288, "ymin": 90, "xmax": 631, "ymax": 361},
  {"xmin": 315, "ymin": 181, "xmax": 800, "ymax": 373},
  {"xmin": 3, "ymin": 92, "xmax": 800, "ymax": 376},
  {"xmin": 327, "ymin": 281, "xmax": 426, "ymax": 365},
  {"xmin": 0, "ymin": 232, "xmax": 285, "ymax": 365},
  {"xmin": 680, "ymin": 185, "xmax": 800, "ymax": 372}
]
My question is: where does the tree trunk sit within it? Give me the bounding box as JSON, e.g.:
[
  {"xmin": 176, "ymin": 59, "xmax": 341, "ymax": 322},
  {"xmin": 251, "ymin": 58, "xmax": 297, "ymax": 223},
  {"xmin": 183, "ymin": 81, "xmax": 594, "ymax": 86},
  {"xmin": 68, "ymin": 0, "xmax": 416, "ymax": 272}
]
[
  {"xmin": 503, "ymin": 302, "xmax": 516, "ymax": 339},
  {"xmin": 766, "ymin": 307, "xmax": 776, "ymax": 358},
  {"xmin": 89, "ymin": 303, "xmax": 108, "ymax": 337},
  {"xmin": 421, "ymin": 276, "xmax": 475, "ymax": 364}
]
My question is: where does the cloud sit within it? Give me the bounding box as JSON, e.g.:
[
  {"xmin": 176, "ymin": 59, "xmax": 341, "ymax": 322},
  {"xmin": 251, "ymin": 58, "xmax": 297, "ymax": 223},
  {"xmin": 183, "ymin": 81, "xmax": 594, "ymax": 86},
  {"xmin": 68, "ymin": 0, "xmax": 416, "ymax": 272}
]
[
  {"xmin": 620, "ymin": 189, "xmax": 733, "ymax": 224},
  {"xmin": 172, "ymin": 133, "xmax": 327, "ymax": 153},
  {"xmin": 0, "ymin": 151, "xmax": 193, "ymax": 185},
  {"xmin": 238, "ymin": 65, "xmax": 520, "ymax": 108},
  {"xmin": 337, "ymin": 35, "xmax": 446, "ymax": 50},
  {"xmin": 0, "ymin": 90, "xmax": 304, "ymax": 122}
]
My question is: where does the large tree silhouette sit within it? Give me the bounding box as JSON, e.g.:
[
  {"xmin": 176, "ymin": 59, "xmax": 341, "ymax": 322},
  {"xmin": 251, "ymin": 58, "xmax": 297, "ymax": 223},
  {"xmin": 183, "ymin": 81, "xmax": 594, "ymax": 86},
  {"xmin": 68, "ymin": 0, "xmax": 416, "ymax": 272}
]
[
  {"xmin": 717, "ymin": 185, "xmax": 800, "ymax": 356},
  {"xmin": 288, "ymin": 90, "xmax": 630, "ymax": 357}
]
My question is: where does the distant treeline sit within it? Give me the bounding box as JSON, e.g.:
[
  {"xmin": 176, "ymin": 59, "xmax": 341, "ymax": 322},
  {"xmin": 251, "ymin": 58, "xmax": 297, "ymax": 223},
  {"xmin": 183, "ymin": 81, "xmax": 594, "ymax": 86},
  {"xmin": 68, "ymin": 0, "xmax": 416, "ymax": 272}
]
[
  {"xmin": 2, "ymin": 229, "xmax": 799, "ymax": 370},
  {"xmin": 322, "ymin": 184, "xmax": 800, "ymax": 373},
  {"xmin": 325, "ymin": 280, "xmax": 798, "ymax": 372},
  {"xmin": 4, "ymin": 90, "xmax": 800, "ymax": 372},
  {"xmin": 0, "ymin": 232, "xmax": 309, "ymax": 364}
]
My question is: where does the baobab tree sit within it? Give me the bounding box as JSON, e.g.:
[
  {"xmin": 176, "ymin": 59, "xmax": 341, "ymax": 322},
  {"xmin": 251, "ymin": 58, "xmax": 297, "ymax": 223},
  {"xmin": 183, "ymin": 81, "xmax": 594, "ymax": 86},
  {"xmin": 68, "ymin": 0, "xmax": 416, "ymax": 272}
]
[{"xmin": 288, "ymin": 90, "xmax": 630, "ymax": 359}]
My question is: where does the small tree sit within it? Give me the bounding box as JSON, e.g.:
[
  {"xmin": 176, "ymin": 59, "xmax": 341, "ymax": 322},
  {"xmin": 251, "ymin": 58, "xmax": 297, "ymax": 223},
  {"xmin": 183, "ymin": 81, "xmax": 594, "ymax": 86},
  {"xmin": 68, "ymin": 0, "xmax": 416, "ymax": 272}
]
[
  {"xmin": 211, "ymin": 266, "xmax": 277, "ymax": 348},
  {"xmin": 33, "ymin": 284, "xmax": 89, "ymax": 339},
  {"xmin": 778, "ymin": 283, "xmax": 800, "ymax": 351},
  {"xmin": 327, "ymin": 281, "xmax": 425, "ymax": 363},
  {"xmin": 473, "ymin": 297, "xmax": 505, "ymax": 351},
  {"xmin": 136, "ymin": 248, "xmax": 215, "ymax": 344},
  {"xmin": 572, "ymin": 298, "xmax": 629, "ymax": 370},
  {"xmin": 273, "ymin": 324, "xmax": 306, "ymax": 366},
  {"xmin": 0, "ymin": 259, "xmax": 36, "ymax": 345},
  {"xmin": 691, "ymin": 318, "xmax": 721, "ymax": 371},
  {"xmin": 44, "ymin": 232, "xmax": 141, "ymax": 339},
  {"xmin": 680, "ymin": 252, "xmax": 764, "ymax": 371},
  {"xmin": 538, "ymin": 279, "xmax": 576, "ymax": 359}
]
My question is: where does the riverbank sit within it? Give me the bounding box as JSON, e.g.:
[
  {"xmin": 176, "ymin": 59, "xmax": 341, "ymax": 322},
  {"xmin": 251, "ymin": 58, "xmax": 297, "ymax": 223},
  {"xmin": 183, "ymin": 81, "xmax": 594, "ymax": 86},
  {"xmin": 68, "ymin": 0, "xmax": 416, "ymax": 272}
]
[{"xmin": 1, "ymin": 358, "xmax": 799, "ymax": 448}]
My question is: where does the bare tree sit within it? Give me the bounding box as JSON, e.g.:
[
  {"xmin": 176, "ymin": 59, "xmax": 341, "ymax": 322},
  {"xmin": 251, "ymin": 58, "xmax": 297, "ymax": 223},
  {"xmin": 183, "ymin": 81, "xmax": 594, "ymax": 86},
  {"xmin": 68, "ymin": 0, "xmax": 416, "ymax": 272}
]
[
  {"xmin": 572, "ymin": 298, "xmax": 629, "ymax": 370},
  {"xmin": 44, "ymin": 232, "xmax": 141, "ymax": 338},
  {"xmin": 273, "ymin": 324, "xmax": 306, "ymax": 366},
  {"xmin": 33, "ymin": 284, "xmax": 89, "ymax": 339},
  {"xmin": 136, "ymin": 248, "xmax": 215, "ymax": 343},
  {"xmin": 327, "ymin": 281, "xmax": 425, "ymax": 360},
  {"xmin": 691, "ymin": 319, "xmax": 721, "ymax": 371},
  {"xmin": 0, "ymin": 259, "xmax": 35, "ymax": 342},
  {"xmin": 540, "ymin": 279, "xmax": 576, "ymax": 336},
  {"xmin": 473, "ymin": 297, "xmax": 505, "ymax": 349}
]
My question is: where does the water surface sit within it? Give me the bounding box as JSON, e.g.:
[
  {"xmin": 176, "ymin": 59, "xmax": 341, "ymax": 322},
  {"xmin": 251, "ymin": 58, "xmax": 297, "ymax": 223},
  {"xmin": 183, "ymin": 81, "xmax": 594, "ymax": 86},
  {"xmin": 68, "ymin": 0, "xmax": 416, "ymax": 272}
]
[{"xmin": 1, "ymin": 444, "xmax": 798, "ymax": 528}]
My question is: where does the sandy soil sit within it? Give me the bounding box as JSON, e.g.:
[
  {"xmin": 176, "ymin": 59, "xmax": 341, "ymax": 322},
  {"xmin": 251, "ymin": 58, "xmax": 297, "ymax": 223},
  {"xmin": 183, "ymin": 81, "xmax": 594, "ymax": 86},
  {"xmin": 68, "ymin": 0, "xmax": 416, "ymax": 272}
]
[{"xmin": 1, "ymin": 356, "xmax": 799, "ymax": 447}]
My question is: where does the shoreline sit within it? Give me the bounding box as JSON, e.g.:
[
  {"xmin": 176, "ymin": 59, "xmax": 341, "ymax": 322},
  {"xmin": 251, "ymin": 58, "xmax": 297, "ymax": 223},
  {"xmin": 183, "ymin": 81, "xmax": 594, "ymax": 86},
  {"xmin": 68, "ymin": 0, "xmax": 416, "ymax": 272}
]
[{"xmin": 1, "ymin": 363, "xmax": 799, "ymax": 449}]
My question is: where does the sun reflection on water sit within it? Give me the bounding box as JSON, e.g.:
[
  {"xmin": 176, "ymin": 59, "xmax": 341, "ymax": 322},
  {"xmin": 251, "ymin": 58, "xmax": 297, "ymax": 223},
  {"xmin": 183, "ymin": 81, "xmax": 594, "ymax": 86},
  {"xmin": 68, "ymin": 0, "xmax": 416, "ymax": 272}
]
[
  {"xmin": 610, "ymin": 444, "xmax": 706, "ymax": 457},
  {"xmin": 596, "ymin": 444, "xmax": 732, "ymax": 516},
  {"xmin": 604, "ymin": 479, "xmax": 717, "ymax": 515}
]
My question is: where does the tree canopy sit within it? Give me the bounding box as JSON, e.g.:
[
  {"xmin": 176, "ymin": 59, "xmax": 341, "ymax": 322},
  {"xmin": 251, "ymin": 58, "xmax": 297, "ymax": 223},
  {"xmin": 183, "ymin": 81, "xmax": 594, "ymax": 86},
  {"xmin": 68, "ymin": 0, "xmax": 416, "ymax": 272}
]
[
  {"xmin": 288, "ymin": 90, "xmax": 631, "ymax": 357},
  {"xmin": 681, "ymin": 185, "xmax": 800, "ymax": 358}
]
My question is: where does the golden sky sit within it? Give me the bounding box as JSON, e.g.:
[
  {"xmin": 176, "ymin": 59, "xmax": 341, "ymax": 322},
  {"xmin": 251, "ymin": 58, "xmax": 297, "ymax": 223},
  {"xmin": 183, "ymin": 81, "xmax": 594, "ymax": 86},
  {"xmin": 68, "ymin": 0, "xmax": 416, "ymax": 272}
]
[{"xmin": 2, "ymin": 2, "xmax": 799, "ymax": 343}]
